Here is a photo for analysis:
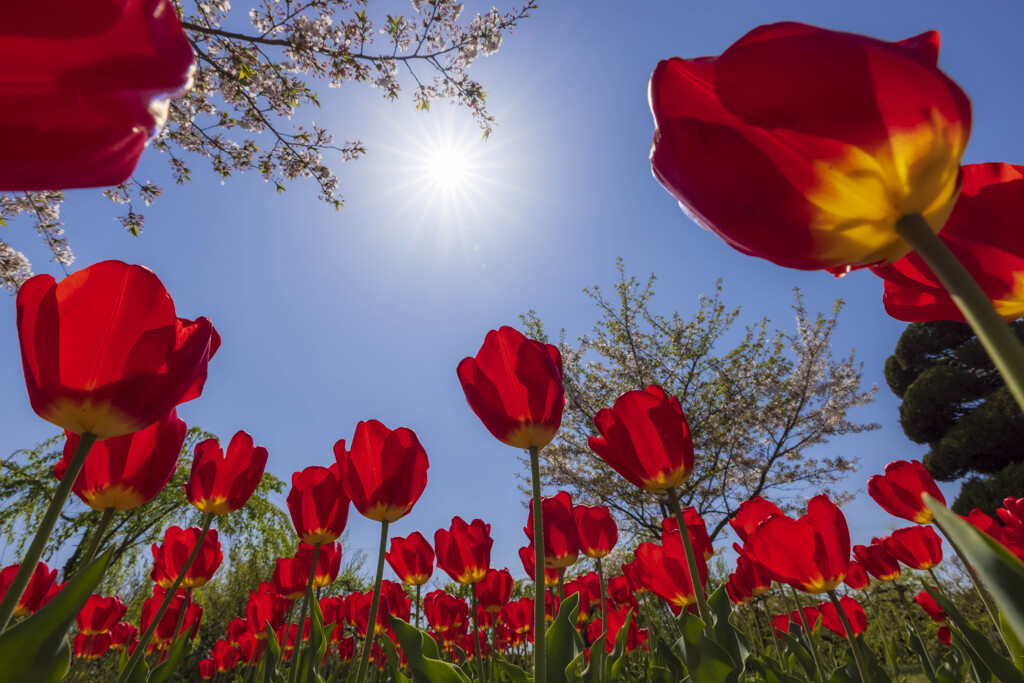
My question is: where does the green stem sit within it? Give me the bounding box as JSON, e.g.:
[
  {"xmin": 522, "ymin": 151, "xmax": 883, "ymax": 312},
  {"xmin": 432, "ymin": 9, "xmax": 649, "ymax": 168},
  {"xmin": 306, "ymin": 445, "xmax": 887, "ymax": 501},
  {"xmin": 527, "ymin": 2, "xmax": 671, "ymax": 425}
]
[
  {"xmin": 827, "ymin": 590, "xmax": 869, "ymax": 683},
  {"xmin": 897, "ymin": 212, "xmax": 1024, "ymax": 413},
  {"xmin": 942, "ymin": 523, "xmax": 1008, "ymax": 648},
  {"xmin": 78, "ymin": 507, "xmax": 116, "ymax": 575},
  {"xmin": 354, "ymin": 520, "xmax": 389, "ymax": 683},
  {"xmin": 788, "ymin": 586, "xmax": 823, "ymax": 679},
  {"xmin": 529, "ymin": 445, "xmax": 547, "ymax": 683},
  {"xmin": 759, "ymin": 600, "xmax": 786, "ymax": 668},
  {"xmin": 416, "ymin": 584, "xmax": 422, "ymax": 630},
  {"xmin": 472, "ymin": 583, "xmax": 485, "ymax": 683},
  {"xmin": 926, "ymin": 568, "xmax": 948, "ymax": 597},
  {"xmin": 666, "ymin": 488, "xmax": 712, "ymax": 637},
  {"xmin": 292, "ymin": 542, "xmax": 321, "ymax": 683},
  {"xmin": 556, "ymin": 569, "xmax": 565, "ymax": 603},
  {"xmin": 161, "ymin": 587, "xmax": 192, "ymax": 666},
  {"xmin": 116, "ymin": 512, "xmax": 214, "ymax": 683},
  {"xmin": 596, "ymin": 558, "xmax": 607, "ymax": 636},
  {"xmin": 896, "ymin": 582, "xmax": 934, "ymax": 679},
  {"xmin": 0, "ymin": 431, "xmax": 97, "ymax": 631},
  {"xmin": 491, "ymin": 619, "xmax": 499, "ymax": 683}
]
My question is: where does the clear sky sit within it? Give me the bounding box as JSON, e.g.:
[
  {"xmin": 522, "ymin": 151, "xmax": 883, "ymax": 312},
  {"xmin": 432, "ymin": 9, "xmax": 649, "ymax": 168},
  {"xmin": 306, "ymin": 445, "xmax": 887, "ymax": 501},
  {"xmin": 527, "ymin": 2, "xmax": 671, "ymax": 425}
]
[{"xmin": 2, "ymin": 1, "xmax": 1023, "ymax": 585}]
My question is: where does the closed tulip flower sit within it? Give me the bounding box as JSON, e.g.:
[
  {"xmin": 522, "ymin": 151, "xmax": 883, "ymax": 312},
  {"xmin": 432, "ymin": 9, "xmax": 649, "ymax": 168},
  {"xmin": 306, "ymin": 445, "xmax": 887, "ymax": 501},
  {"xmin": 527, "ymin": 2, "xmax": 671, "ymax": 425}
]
[
  {"xmin": 477, "ymin": 569, "xmax": 514, "ymax": 613},
  {"xmin": 77, "ymin": 594, "xmax": 127, "ymax": 635},
  {"xmin": 457, "ymin": 326, "xmax": 564, "ymax": 450},
  {"xmin": 386, "ymin": 532, "xmax": 435, "ymax": 586},
  {"xmin": 185, "ymin": 431, "xmax": 268, "ymax": 514},
  {"xmin": 631, "ymin": 527, "xmax": 709, "ymax": 609},
  {"xmin": 151, "ymin": 526, "xmax": 223, "ymax": 588},
  {"xmin": 500, "ymin": 598, "xmax": 533, "ymax": 636},
  {"xmin": 662, "ymin": 510, "xmax": 714, "ymax": 561},
  {"xmin": 17, "ymin": 261, "xmax": 219, "ymax": 439},
  {"xmin": 526, "ymin": 491, "xmax": 579, "ymax": 568},
  {"xmin": 286, "ymin": 465, "xmax": 350, "ymax": 545},
  {"xmin": 649, "ymin": 23, "xmax": 970, "ymax": 271},
  {"xmin": 998, "ymin": 497, "xmax": 1024, "ymax": 538},
  {"xmin": 435, "ymin": 517, "xmax": 493, "ymax": 584},
  {"xmin": 843, "ymin": 560, "xmax": 870, "ymax": 590},
  {"xmin": 818, "ymin": 596, "xmax": 867, "ymax": 638},
  {"xmin": 272, "ymin": 557, "xmax": 307, "ymax": 600},
  {"xmin": 211, "ymin": 640, "xmax": 239, "ymax": 672},
  {"xmin": 73, "ymin": 632, "xmax": 113, "ymax": 660},
  {"xmin": 335, "ymin": 420, "xmax": 429, "ymax": 523},
  {"xmin": 915, "ymin": 590, "xmax": 947, "ymax": 622},
  {"xmin": 886, "ymin": 525, "xmax": 943, "ymax": 569},
  {"xmin": 726, "ymin": 548, "xmax": 771, "ymax": 605},
  {"xmin": 791, "ymin": 605, "xmax": 821, "ymax": 632},
  {"xmin": 772, "ymin": 614, "xmax": 791, "ymax": 638},
  {"xmin": 0, "ymin": 562, "xmax": 58, "ymax": 616},
  {"xmin": 296, "ymin": 541, "xmax": 342, "ymax": 588},
  {"xmin": 588, "ymin": 385, "xmax": 694, "ymax": 492},
  {"xmin": 199, "ymin": 659, "xmax": 216, "ymax": 679},
  {"xmin": 337, "ymin": 636, "xmax": 356, "ymax": 662},
  {"xmin": 853, "ymin": 538, "xmax": 902, "ymax": 582},
  {"xmin": 142, "ymin": 587, "xmax": 202, "ymax": 644},
  {"xmin": 517, "ymin": 546, "xmax": 558, "ymax": 587},
  {"xmin": 423, "ymin": 590, "xmax": 468, "ymax": 636},
  {"xmin": 729, "ymin": 497, "xmax": 783, "ymax": 543},
  {"xmin": 349, "ymin": 590, "xmax": 392, "ymax": 638},
  {"xmin": 868, "ymin": 460, "xmax": 944, "ymax": 523},
  {"xmin": 227, "ymin": 617, "xmax": 248, "ymax": 646},
  {"xmin": 747, "ymin": 495, "xmax": 850, "ymax": 593},
  {"xmin": 606, "ymin": 575, "xmax": 636, "ymax": 610},
  {"xmin": 55, "ymin": 410, "xmax": 186, "ymax": 511},
  {"xmin": 574, "ymin": 505, "xmax": 618, "ymax": 559},
  {"xmin": 108, "ymin": 622, "xmax": 136, "ymax": 651},
  {"xmin": 381, "ymin": 580, "xmax": 413, "ymax": 623},
  {"xmin": 245, "ymin": 585, "xmax": 290, "ymax": 637}
]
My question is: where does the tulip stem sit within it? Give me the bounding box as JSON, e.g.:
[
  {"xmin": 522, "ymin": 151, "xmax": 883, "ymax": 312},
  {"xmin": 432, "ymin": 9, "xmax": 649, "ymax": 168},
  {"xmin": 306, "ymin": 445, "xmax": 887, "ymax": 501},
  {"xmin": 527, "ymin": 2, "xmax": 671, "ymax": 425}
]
[
  {"xmin": 556, "ymin": 569, "xmax": 565, "ymax": 603},
  {"xmin": 788, "ymin": 587, "xmax": 823, "ymax": 678},
  {"xmin": 898, "ymin": 213, "xmax": 1024, "ymax": 414},
  {"xmin": 926, "ymin": 568, "xmax": 948, "ymax": 596},
  {"xmin": 290, "ymin": 542, "xmax": 321, "ymax": 683},
  {"xmin": 117, "ymin": 512, "xmax": 214, "ymax": 683},
  {"xmin": 894, "ymin": 582, "xmax": 934, "ymax": 678},
  {"xmin": 79, "ymin": 507, "xmax": 116, "ymax": 574},
  {"xmin": 528, "ymin": 445, "xmax": 547, "ymax": 683},
  {"xmin": 0, "ymin": 431, "xmax": 97, "ymax": 632},
  {"xmin": 826, "ymin": 590, "xmax": 869, "ymax": 683},
  {"xmin": 471, "ymin": 583, "xmax": 485, "ymax": 683},
  {"xmin": 596, "ymin": 558, "xmax": 607, "ymax": 639},
  {"xmin": 416, "ymin": 585, "xmax": 421, "ymax": 630},
  {"xmin": 355, "ymin": 520, "xmax": 389, "ymax": 683},
  {"xmin": 666, "ymin": 488, "xmax": 712, "ymax": 637},
  {"xmin": 758, "ymin": 600, "xmax": 785, "ymax": 668}
]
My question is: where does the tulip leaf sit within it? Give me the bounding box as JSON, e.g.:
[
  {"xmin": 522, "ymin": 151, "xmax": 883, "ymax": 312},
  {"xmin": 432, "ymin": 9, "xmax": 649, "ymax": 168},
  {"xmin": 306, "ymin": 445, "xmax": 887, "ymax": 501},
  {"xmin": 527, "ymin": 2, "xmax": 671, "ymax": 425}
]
[
  {"xmin": 580, "ymin": 634, "xmax": 605, "ymax": 683},
  {"xmin": 148, "ymin": 629, "xmax": 194, "ymax": 683},
  {"xmin": 495, "ymin": 655, "xmax": 531, "ymax": 683},
  {"xmin": 934, "ymin": 649, "xmax": 968, "ymax": 683},
  {"xmin": 708, "ymin": 585, "xmax": 747, "ymax": 670},
  {"xmin": 926, "ymin": 494, "xmax": 1024, "ymax": 644},
  {"xmin": 744, "ymin": 655, "xmax": 804, "ymax": 683},
  {"xmin": 904, "ymin": 625, "xmax": 936, "ymax": 683},
  {"xmin": 778, "ymin": 630, "xmax": 816, "ymax": 682},
  {"xmin": 261, "ymin": 624, "xmax": 287, "ymax": 683},
  {"xmin": 645, "ymin": 665, "xmax": 674, "ymax": 683},
  {"xmin": 388, "ymin": 615, "xmax": 471, "ymax": 683},
  {"xmin": 924, "ymin": 584, "xmax": 1022, "ymax": 683},
  {"xmin": 544, "ymin": 592, "xmax": 583, "ymax": 683},
  {"xmin": 381, "ymin": 635, "xmax": 412, "ymax": 683},
  {"xmin": 947, "ymin": 625, "xmax": 993, "ymax": 683},
  {"xmin": 673, "ymin": 610, "xmax": 742, "ymax": 683},
  {"xmin": 308, "ymin": 594, "xmax": 329, "ymax": 682},
  {"xmin": 1002, "ymin": 610, "xmax": 1024, "ymax": 673},
  {"xmin": 0, "ymin": 549, "xmax": 112, "ymax": 683}
]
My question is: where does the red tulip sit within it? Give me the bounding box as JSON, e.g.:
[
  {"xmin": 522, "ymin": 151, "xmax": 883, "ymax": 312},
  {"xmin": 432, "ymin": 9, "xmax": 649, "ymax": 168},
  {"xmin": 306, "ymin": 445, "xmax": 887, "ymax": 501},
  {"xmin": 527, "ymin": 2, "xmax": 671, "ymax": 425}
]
[
  {"xmin": 320, "ymin": 595, "xmax": 346, "ymax": 627},
  {"xmin": 334, "ymin": 420, "xmax": 429, "ymax": 523},
  {"xmin": 729, "ymin": 497, "xmax": 783, "ymax": 543},
  {"xmin": 338, "ymin": 635, "xmax": 356, "ymax": 662},
  {"xmin": 868, "ymin": 460, "xmax": 944, "ymax": 524},
  {"xmin": 387, "ymin": 532, "xmax": 434, "ymax": 586},
  {"xmin": 938, "ymin": 625, "xmax": 952, "ymax": 647},
  {"xmin": 747, "ymin": 495, "xmax": 850, "ymax": 593},
  {"xmin": 227, "ymin": 617, "xmax": 248, "ymax": 646},
  {"xmin": 630, "ymin": 525, "xmax": 709, "ymax": 609},
  {"xmin": 662, "ymin": 509, "xmax": 714, "ymax": 561},
  {"xmin": 212, "ymin": 640, "xmax": 239, "ymax": 672},
  {"xmin": 999, "ymin": 497, "xmax": 1024, "ymax": 538},
  {"xmin": 886, "ymin": 525, "xmax": 943, "ymax": 570},
  {"xmin": 914, "ymin": 590, "xmax": 947, "ymax": 622},
  {"xmin": 477, "ymin": 568, "xmax": 514, "ymax": 613},
  {"xmin": 588, "ymin": 385, "xmax": 694, "ymax": 491},
  {"xmin": 55, "ymin": 410, "xmax": 186, "ymax": 511},
  {"xmin": 725, "ymin": 547, "xmax": 771, "ymax": 605},
  {"xmin": 245, "ymin": 585, "xmax": 289, "ymax": 637},
  {"xmin": 73, "ymin": 632, "xmax": 112, "ymax": 659},
  {"xmin": 791, "ymin": 605, "xmax": 821, "ymax": 632},
  {"xmin": 383, "ymin": 580, "xmax": 413, "ymax": 622},
  {"xmin": 873, "ymin": 164, "xmax": 1024, "ymax": 321},
  {"xmin": 286, "ymin": 465, "xmax": 350, "ymax": 545},
  {"xmin": 16, "ymin": 261, "xmax": 218, "ymax": 438},
  {"xmin": 500, "ymin": 598, "xmax": 533, "ymax": 635},
  {"xmin": 818, "ymin": 596, "xmax": 867, "ymax": 638},
  {"xmin": 423, "ymin": 590, "xmax": 468, "ymax": 636},
  {"xmin": 348, "ymin": 589, "xmax": 391, "ymax": 638},
  {"xmin": 199, "ymin": 659, "xmax": 216, "ymax": 679},
  {"xmin": 574, "ymin": 504, "xmax": 618, "ymax": 559},
  {"xmin": 588, "ymin": 606, "xmax": 640, "ymax": 653},
  {"xmin": 853, "ymin": 538, "xmax": 901, "ymax": 582},
  {"xmin": 77, "ymin": 594, "xmax": 127, "ymax": 635},
  {"xmin": 621, "ymin": 559, "xmax": 648, "ymax": 595},
  {"xmin": 185, "ymin": 430, "xmax": 268, "ymax": 515},
  {"xmin": 142, "ymin": 587, "xmax": 202, "ymax": 644},
  {"xmin": 272, "ymin": 557, "xmax": 307, "ymax": 600},
  {"xmin": 0, "ymin": 0, "xmax": 194, "ymax": 191},
  {"xmin": 151, "ymin": 526, "xmax": 223, "ymax": 589},
  {"xmin": 108, "ymin": 622, "xmax": 136, "ymax": 651},
  {"xmin": 435, "ymin": 517, "xmax": 493, "ymax": 584},
  {"xmin": 0, "ymin": 562, "xmax": 58, "ymax": 616},
  {"xmin": 517, "ymin": 546, "xmax": 558, "ymax": 587},
  {"xmin": 772, "ymin": 614, "xmax": 790, "ymax": 638},
  {"xmin": 526, "ymin": 491, "xmax": 579, "ymax": 568},
  {"xmin": 606, "ymin": 575, "xmax": 636, "ymax": 610},
  {"xmin": 965, "ymin": 509, "xmax": 1024, "ymax": 561},
  {"xmin": 457, "ymin": 326, "xmax": 564, "ymax": 450},
  {"xmin": 296, "ymin": 542, "xmax": 342, "ymax": 589},
  {"xmin": 649, "ymin": 23, "xmax": 971, "ymax": 271},
  {"xmin": 843, "ymin": 560, "xmax": 870, "ymax": 590}
]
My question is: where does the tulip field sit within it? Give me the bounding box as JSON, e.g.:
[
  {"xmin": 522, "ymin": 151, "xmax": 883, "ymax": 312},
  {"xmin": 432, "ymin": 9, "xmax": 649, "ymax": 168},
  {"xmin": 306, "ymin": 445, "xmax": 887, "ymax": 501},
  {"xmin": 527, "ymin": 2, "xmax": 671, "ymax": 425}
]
[{"xmin": 4, "ymin": 4, "xmax": 1024, "ymax": 683}]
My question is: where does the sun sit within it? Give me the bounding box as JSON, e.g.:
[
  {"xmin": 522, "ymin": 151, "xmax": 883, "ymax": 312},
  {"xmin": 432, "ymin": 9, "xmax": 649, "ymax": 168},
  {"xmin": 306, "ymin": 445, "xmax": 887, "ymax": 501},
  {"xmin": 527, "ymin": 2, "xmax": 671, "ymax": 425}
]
[{"xmin": 426, "ymin": 147, "xmax": 470, "ymax": 189}]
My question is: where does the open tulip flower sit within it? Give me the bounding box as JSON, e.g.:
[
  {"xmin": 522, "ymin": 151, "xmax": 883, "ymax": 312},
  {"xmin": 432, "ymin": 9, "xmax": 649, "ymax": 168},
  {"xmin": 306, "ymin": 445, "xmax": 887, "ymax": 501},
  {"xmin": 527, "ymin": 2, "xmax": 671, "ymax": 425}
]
[
  {"xmin": 386, "ymin": 532, "xmax": 435, "ymax": 586},
  {"xmin": 873, "ymin": 163, "xmax": 1024, "ymax": 321},
  {"xmin": 853, "ymin": 538, "xmax": 902, "ymax": 582},
  {"xmin": 0, "ymin": 0, "xmax": 195, "ymax": 191},
  {"xmin": 886, "ymin": 525, "xmax": 943, "ymax": 569},
  {"xmin": 457, "ymin": 326, "xmax": 565, "ymax": 450},
  {"xmin": 286, "ymin": 465, "xmax": 350, "ymax": 545},
  {"xmin": 185, "ymin": 430, "xmax": 269, "ymax": 515},
  {"xmin": 77, "ymin": 594, "xmax": 128, "ymax": 635},
  {"xmin": 296, "ymin": 541, "xmax": 342, "ymax": 588},
  {"xmin": 56, "ymin": 410, "xmax": 186, "ymax": 511},
  {"xmin": 747, "ymin": 494, "xmax": 850, "ymax": 593},
  {"xmin": 729, "ymin": 497, "xmax": 784, "ymax": 543},
  {"xmin": 998, "ymin": 497, "xmax": 1024, "ymax": 538},
  {"xmin": 588, "ymin": 385, "xmax": 694, "ymax": 492},
  {"xmin": 0, "ymin": 562, "xmax": 58, "ymax": 617},
  {"xmin": 649, "ymin": 22, "xmax": 971, "ymax": 271},
  {"xmin": 965, "ymin": 509, "xmax": 1024, "ymax": 561},
  {"xmin": 435, "ymin": 516, "xmax": 494, "ymax": 584},
  {"xmin": 151, "ymin": 526, "xmax": 223, "ymax": 589},
  {"xmin": 526, "ymin": 491, "xmax": 580, "ymax": 568},
  {"xmin": 662, "ymin": 510, "xmax": 714, "ymax": 561},
  {"xmin": 17, "ymin": 260, "xmax": 219, "ymax": 439},
  {"xmin": 868, "ymin": 460, "xmax": 945, "ymax": 523},
  {"xmin": 574, "ymin": 504, "xmax": 618, "ymax": 558},
  {"xmin": 818, "ymin": 596, "xmax": 867, "ymax": 638},
  {"xmin": 335, "ymin": 419, "xmax": 429, "ymax": 523},
  {"xmin": 791, "ymin": 605, "xmax": 821, "ymax": 632}
]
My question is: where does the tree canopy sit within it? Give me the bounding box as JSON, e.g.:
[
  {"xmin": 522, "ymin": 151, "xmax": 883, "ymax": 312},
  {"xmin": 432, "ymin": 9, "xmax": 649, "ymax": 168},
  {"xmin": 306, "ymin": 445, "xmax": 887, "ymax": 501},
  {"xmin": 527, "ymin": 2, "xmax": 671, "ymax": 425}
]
[{"xmin": 520, "ymin": 260, "xmax": 877, "ymax": 543}]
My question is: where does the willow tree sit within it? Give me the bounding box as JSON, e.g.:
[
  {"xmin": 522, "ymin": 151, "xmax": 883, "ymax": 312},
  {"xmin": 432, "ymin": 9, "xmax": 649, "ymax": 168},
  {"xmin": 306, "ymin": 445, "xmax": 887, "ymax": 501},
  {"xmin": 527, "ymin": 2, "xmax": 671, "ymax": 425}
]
[{"xmin": 520, "ymin": 261, "xmax": 877, "ymax": 543}]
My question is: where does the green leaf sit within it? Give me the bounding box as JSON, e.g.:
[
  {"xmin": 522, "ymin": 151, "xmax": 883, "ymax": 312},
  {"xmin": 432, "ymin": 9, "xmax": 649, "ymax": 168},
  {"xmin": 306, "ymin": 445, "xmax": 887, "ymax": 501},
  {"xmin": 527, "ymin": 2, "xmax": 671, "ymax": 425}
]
[
  {"xmin": 924, "ymin": 584, "xmax": 1022, "ymax": 682},
  {"xmin": 707, "ymin": 585, "xmax": 747, "ymax": 671},
  {"xmin": 744, "ymin": 655, "xmax": 804, "ymax": 683},
  {"xmin": 388, "ymin": 615, "xmax": 471, "ymax": 683},
  {"xmin": 673, "ymin": 609, "xmax": 742, "ymax": 683},
  {"xmin": 778, "ymin": 630, "xmax": 816, "ymax": 682},
  {"xmin": 905, "ymin": 624, "xmax": 937, "ymax": 683},
  {"xmin": 1002, "ymin": 610, "xmax": 1024, "ymax": 673},
  {"xmin": 495, "ymin": 655, "xmax": 531, "ymax": 683},
  {"xmin": 381, "ymin": 636, "xmax": 411, "ymax": 683},
  {"xmin": 148, "ymin": 626, "xmax": 194, "ymax": 683},
  {"xmin": 0, "ymin": 549, "xmax": 112, "ymax": 683},
  {"xmin": 261, "ymin": 624, "xmax": 287, "ymax": 683},
  {"xmin": 654, "ymin": 638, "xmax": 685, "ymax": 682},
  {"xmin": 544, "ymin": 592, "xmax": 584, "ymax": 683},
  {"xmin": 927, "ymin": 494, "xmax": 1024, "ymax": 644}
]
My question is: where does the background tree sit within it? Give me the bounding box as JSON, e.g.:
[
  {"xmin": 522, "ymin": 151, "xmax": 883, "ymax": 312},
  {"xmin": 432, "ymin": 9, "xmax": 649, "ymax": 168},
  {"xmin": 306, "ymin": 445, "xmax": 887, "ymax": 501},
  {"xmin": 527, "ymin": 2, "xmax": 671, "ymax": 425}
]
[
  {"xmin": 884, "ymin": 320, "xmax": 1024, "ymax": 515},
  {"xmin": 0, "ymin": 0, "xmax": 537, "ymax": 290},
  {"xmin": 520, "ymin": 260, "xmax": 877, "ymax": 543}
]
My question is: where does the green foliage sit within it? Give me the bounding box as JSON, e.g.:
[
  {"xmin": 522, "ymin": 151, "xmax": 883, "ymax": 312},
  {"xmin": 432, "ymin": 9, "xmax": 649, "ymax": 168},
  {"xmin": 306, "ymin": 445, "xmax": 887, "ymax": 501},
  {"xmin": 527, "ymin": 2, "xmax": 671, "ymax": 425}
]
[{"xmin": 885, "ymin": 320, "xmax": 1024, "ymax": 511}]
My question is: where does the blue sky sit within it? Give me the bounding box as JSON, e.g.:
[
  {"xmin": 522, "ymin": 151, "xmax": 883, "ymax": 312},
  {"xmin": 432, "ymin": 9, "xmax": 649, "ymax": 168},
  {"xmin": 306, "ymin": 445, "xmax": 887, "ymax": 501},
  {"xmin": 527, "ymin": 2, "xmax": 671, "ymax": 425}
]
[{"xmin": 2, "ymin": 1, "xmax": 1023, "ymax": 585}]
